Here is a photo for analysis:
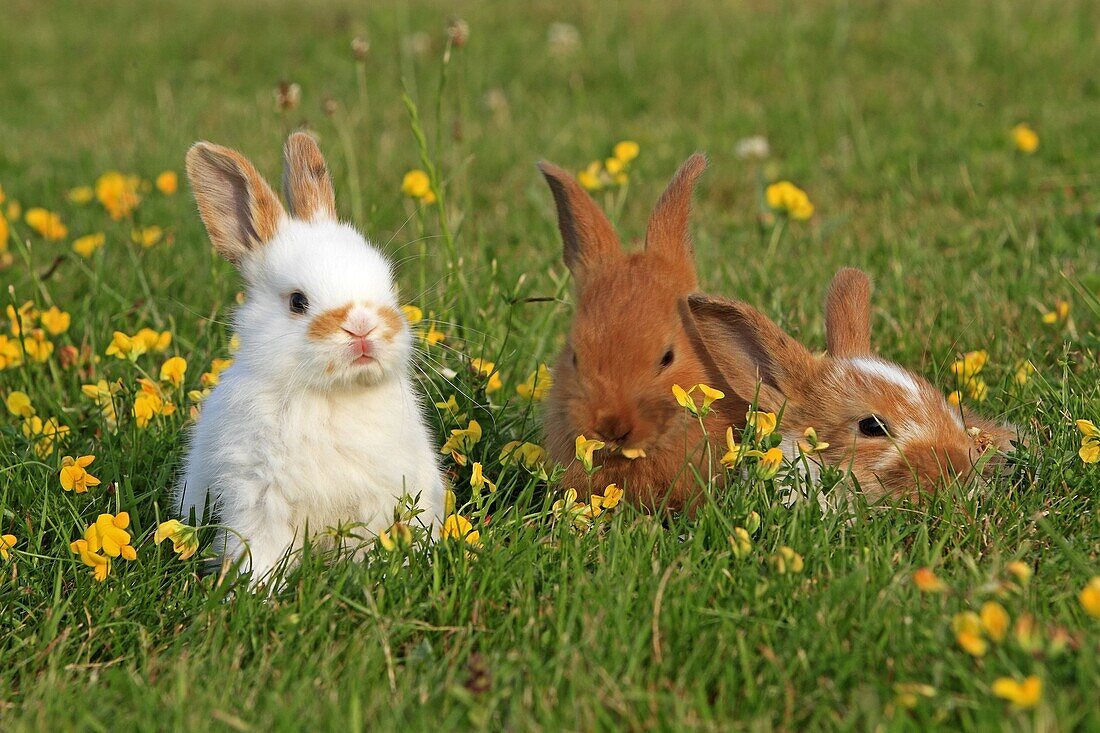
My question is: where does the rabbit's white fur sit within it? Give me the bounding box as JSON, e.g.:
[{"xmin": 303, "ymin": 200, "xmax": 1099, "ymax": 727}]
[{"xmin": 178, "ymin": 139, "xmax": 444, "ymax": 582}]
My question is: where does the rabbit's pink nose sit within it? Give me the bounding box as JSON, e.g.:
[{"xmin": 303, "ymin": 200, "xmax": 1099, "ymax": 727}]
[{"xmin": 341, "ymin": 324, "xmax": 374, "ymax": 339}]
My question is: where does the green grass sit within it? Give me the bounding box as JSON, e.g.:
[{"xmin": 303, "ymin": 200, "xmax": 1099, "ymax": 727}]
[{"xmin": 2, "ymin": 0, "xmax": 1099, "ymax": 729}]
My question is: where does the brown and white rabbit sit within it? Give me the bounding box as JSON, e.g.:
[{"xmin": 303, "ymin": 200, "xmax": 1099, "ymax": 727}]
[
  {"xmin": 689, "ymin": 268, "xmax": 1018, "ymax": 500},
  {"xmin": 538, "ymin": 154, "xmax": 746, "ymax": 510},
  {"xmin": 539, "ymin": 157, "xmax": 1016, "ymax": 508}
]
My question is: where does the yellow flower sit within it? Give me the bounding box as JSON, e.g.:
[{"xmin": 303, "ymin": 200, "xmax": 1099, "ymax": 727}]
[
  {"xmin": 469, "ymin": 358, "xmax": 502, "ymax": 393},
  {"xmin": 1041, "ymin": 299, "xmax": 1069, "ymax": 325},
  {"xmin": 1014, "ymin": 360, "xmax": 1036, "ymax": 386},
  {"xmin": 72, "ymin": 232, "xmax": 106, "ymax": 258},
  {"xmin": 440, "ymin": 420, "xmax": 482, "ymax": 466},
  {"xmin": 22, "ymin": 416, "xmax": 69, "ymax": 457},
  {"xmin": 992, "ymin": 676, "xmax": 1041, "ymax": 709},
  {"xmin": 720, "ymin": 426, "xmax": 748, "ymax": 469},
  {"xmin": 435, "ymin": 394, "xmax": 461, "ymax": 417},
  {"xmin": 946, "ymin": 390, "xmax": 963, "ymax": 406},
  {"xmin": 771, "ymin": 546, "xmax": 804, "ymax": 574},
  {"xmin": 135, "ymin": 327, "xmax": 172, "ymax": 352},
  {"xmin": 24, "ymin": 207, "xmax": 68, "ymax": 240},
  {"xmin": 130, "ymin": 225, "xmax": 164, "ymax": 248},
  {"xmin": 798, "ymin": 426, "xmax": 830, "ymax": 454},
  {"xmin": 95, "ymin": 171, "xmax": 142, "ymax": 220},
  {"xmin": 980, "ymin": 601, "xmax": 1010, "ymax": 642},
  {"xmin": 67, "ymin": 186, "xmax": 94, "ymax": 204},
  {"xmin": 1014, "ymin": 613, "xmax": 1042, "ymax": 652},
  {"xmin": 376, "ymin": 522, "xmax": 413, "ymax": 553},
  {"xmin": 746, "ymin": 409, "xmax": 778, "ymax": 440},
  {"xmin": 5, "ymin": 390, "xmax": 35, "ymax": 418},
  {"xmin": 70, "ymin": 512, "xmax": 138, "ymax": 581},
  {"xmin": 105, "ymin": 331, "xmax": 146, "ymax": 361},
  {"xmin": 22, "ymin": 330, "xmax": 53, "ymax": 363},
  {"xmin": 577, "ymin": 161, "xmax": 603, "ymax": 191},
  {"xmin": 401, "ymin": 170, "xmax": 435, "ymax": 202},
  {"xmin": 765, "ymin": 181, "xmax": 814, "ymax": 220},
  {"xmin": 967, "ymin": 378, "xmax": 988, "ymax": 402},
  {"xmin": 202, "ymin": 357, "xmax": 232, "ymax": 386},
  {"xmin": 912, "ymin": 567, "xmax": 947, "ymax": 593},
  {"xmin": 604, "ymin": 156, "xmax": 625, "ymax": 175},
  {"xmin": 499, "ymin": 441, "xmax": 548, "ymax": 474},
  {"xmin": 1005, "ymin": 561, "xmax": 1032, "ymax": 585},
  {"xmin": 82, "ymin": 379, "xmax": 123, "ymax": 427},
  {"xmin": 160, "ymin": 356, "xmax": 188, "ymax": 387},
  {"xmin": 729, "ymin": 527, "xmax": 752, "ymax": 558},
  {"xmin": 441, "ymin": 514, "xmax": 481, "ymax": 547},
  {"xmin": 470, "ymin": 462, "xmax": 497, "ymax": 494},
  {"xmin": 0, "ymin": 214, "xmax": 8, "ymax": 253},
  {"xmin": 39, "ymin": 306, "xmax": 70, "ymax": 336},
  {"xmin": 59, "ymin": 455, "xmax": 101, "ymax": 493},
  {"xmin": 1080, "ymin": 576, "xmax": 1100, "ymax": 618},
  {"xmin": 756, "ymin": 447, "xmax": 784, "ymax": 480},
  {"xmin": 401, "ymin": 304, "xmax": 423, "ymax": 325},
  {"xmin": 155, "ymin": 171, "xmax": 178, "ymax": 195},
  {"xmin": 950, "ymin": 350, "xmax": 987, "ymax": 382},
  {"xmin": 672, "ymin": 383, "xmax": 725, "ymax": 417},
  {"xmin": 154, "ymin": 520, "xmax": 199, "ymax": 560},
  {"xmin": 7, "ymin": 301, "xmax": 38, "ymax": 336},
  {"xmin": 575, "ymin": 434, "xmax": 606, "ymax": 473},
  {"xmin": 1011, "ymin": 123, "xmax": 1039, "ymax": 154},
  {"xmin": 516, "ymin": 363, "xmax": 553, "ymax": 401},
  {"xmin": 0, "ymin": 534, "xmax": 16, "ymax": 561},
  {"xmin": 952, "ymin": 611, "xmax": 988, "ymax": 656},
  {"xmin": 613, "ymin": 140, "xmax": 640, "ymax": 163},
  {"xmin": 0, "ymin": 335, "xmax": 23, "ymax": 370},
  {"xmin": 893, "ymin": 683, "xmax": 936, "ymax": 710},
  {"xmin": 133, "ymin": 379, "xmax": 176, "ymax": 428},
  {"xmin": 1076, "ymin": 420, "xmax": 1099, "ymax": 464},
  {"xmin": 7, "ymin": 201, "xmax": 21, "ymax": 220},
  {"xmin": 600, "ymin": 484, "xmax": 623, "ymax": 509},
  {"xmin": 423, "ymin": 325, "xmax": 446, "ymax": 345}
]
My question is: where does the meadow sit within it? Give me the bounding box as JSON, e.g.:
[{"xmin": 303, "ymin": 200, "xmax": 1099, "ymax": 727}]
[{"xmin": 1, "ymin": 0, "xmax": 1099, "ymax": 729}]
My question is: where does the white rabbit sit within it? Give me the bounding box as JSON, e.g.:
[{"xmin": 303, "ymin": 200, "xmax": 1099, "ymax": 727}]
[{"xmin": 177, "ymin": 132, "xmax": 445, "ymax": 582}]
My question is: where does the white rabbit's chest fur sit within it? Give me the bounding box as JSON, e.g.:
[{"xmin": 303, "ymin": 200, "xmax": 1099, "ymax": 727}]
[{"xmin": 178, "ymin": 362, "xmax": 444, "ymax": 572}]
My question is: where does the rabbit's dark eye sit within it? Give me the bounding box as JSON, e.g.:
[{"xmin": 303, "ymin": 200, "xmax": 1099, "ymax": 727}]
[
  {"xmin": 289, "ymin": 291, "xmax": 309, "ymax": 315},
  {"xmin": 858, "ymin": 416, "xmax": 889, "ymax": 438},
  {"xmin": 660, "ymin": 349, "xmax": 674, "ymax": 369}
]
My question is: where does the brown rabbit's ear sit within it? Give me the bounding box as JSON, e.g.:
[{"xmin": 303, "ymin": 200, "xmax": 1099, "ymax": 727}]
[
  {"xmin": 186, "ymin": 142, "xmax": 286, "ymax": 266},
  {"xmin": 825, "ymin": 268, "xmax": 873, "ymax": 358},
  {"xmin": 537, "ymin": 160, "xmax": 622, "ymax": 279},
  {"xmin": 686, "ymin": 293, "xmax": 813, "ymax": 411},
  {"xmin": 282, "ymin": 131, "xmax": 337, "ymax": 222},
  {"xmin": 645, "ymin": 153, "xmax": 706, "ymax": 281}
]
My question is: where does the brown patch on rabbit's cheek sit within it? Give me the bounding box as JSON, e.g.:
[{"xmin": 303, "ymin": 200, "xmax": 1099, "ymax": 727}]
[
  {"xmin": 377, "ymin": 306, "xmax": 405, "ymax": 343},
  {"xmin": 306, "ymin": 304, "xmax": 351, "ymax": 340}
]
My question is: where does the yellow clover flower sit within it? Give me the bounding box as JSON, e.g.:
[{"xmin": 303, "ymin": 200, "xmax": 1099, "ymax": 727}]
[
  {"xmin": 106, "ymin": 331, "xmax": 146, "ymax": 361},
  {"xmin": 1, "ymin": 534, "xmax": 16, "ymax": 561},
  {"xmin": 613, "ymin": 140, "xmax": 640, "ymax": 164},
  {"xmin": 154, "ymin": 520, "xmax": 200, "ymax": 560},
  {"xmin": 60, "ymin": 455, "xmax": 101, "ymax": 493},
  {"xmin": 771, "ymin": 546, "xmax": 804, "ymax": 574},
  {"xmin": 575, "ymin": 434, "xmax": 606, "ymax": 473},
  {"xmin": 912, "ymin": 567, "xmax": 947, "ymax": 593},
  {"xmin": 136, "ymin": 327, "xmax": 172, "ymax": 353},
  {"xmin": 133, "ymin": 379, "xmax": 176, "ymax": 428},
  {"xmin": 22, "ymin": 416, "xmax": 69, "ymax": 457},
  {"xmin": 39, "ymin": 306, "xmax": 71, "ymax": 336},
  {"xmin": 155, "ymin": 171, "xmax": 178, "ymax": 195},
  {"xmin": 746, "ymin": 408, "xmax": 778, "ymax": 440},
  {"xmin": 765, "ymin": 181, "xmax": 814, "ymax": 220},
  {"xmin": 24, "ymin": 207, "xmax": 68, "ymax": 240},
  {"xmin": 952, "ymin": 611, "xmax": 988, "ymax": 657},
  {"xmin": 1041, "ymin": 299, "xmax": 1069, "ymax": 325},
  {"xmin": 73, "ymin": 233, "xmax": 106, "ymax": 258},
  {"xmin": 440, "ymin": 420, "xmax": 483, "ymax": 466},
  {"xmin": 980, "ymin": 601, "xmax": 1010, "ymax": 643},
  {"xmin": 992, "ymin": 676, "xmax": 1041, "ymax": 709},
  {"xmin": 131, "ymin": 225, "xmax": 164, "ymax": 248},
  {"xmin": 160, "ymin": 356, "xmax": 188, "ymax": 388},
  {"xmin": 1011, "ymin": 123, "xmax": 1039, "ymax": 154},
  {"xmin": 469, "ymin": 358, "xmax": 502, "ymax": 393},
  {"xmin": 1076, "ymin": 420, "xmax": 1099, "ymax": 464},
  {"xmin": 441, "ymin": 514, "xmax": 481, "ymax": 547},
  {"xmin": 516, "ymin": 363, "xmax": 553, "ymax": 401},
  {"xmin": 401, "ymin": 170, "xmax": 436, "ymax": 203},
  {"xmin": 798, "ymin": 426, "xmax": 830, "ymax": 454},
  {"xmin": 672, "ymin": 383, "xmax": 725, "ymax": 417},
  {"xmin": 401, "ymin": 304, "xmax": 423, "ymax": 325},
  {"xmin": 95, "ymin": 171, "xmax": 142, "ymax": 220},
  {"xmin": 6, "ymin": 390, "xmax": 35, "ymax": 418},
  {"xmin": 1080, "ymin": 576, "xmax": 1100, "ymax": 618},
  {"xmin": 470, "ymin": 462, "xmax": 497, "ymax": 494},
  {"xmin": 0, "ymin": 335, "xmax": 23, "ymax": 370},
  {"xmin": 756, "ymin": 447, "xmax": 784, "ymax": 480},
  {"xmin": 67, "ymin": 186, "xmax": 95, "ymax": 204}
]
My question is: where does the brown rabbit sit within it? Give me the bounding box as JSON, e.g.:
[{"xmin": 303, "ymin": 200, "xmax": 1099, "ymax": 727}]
[
  {"xmin": 538, "ymin": 154, "xmax": 745, "ymax": 510},
  {"xmin": 689, "ymin": 268, "xmax": 1018, "ymax": 501},
  {"xmin": 539, "ymin": 157, "xmax": 1017, "ymax": 508}
]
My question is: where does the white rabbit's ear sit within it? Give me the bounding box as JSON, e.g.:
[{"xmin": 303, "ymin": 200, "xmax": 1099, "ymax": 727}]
[
  {"xmin": 282, "ymin": 131, "xmax": 337, "ymax": 222},
  {"xmin": 825, "ymin": 268, "xmax": 873, "ymax": 358},
  {"xmin": 185, "ymin": 142, "xmax": 285, "ymax": 266},
  {"xmin": 687, "ymin": 293, "xmax": 813, "ymax": 411}
]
